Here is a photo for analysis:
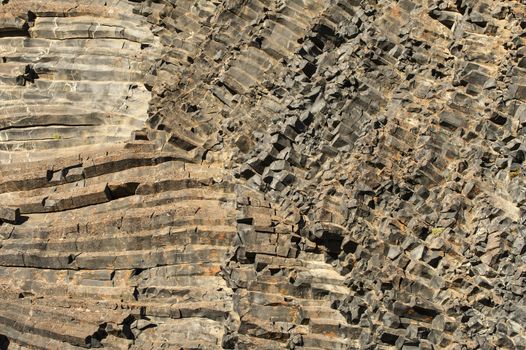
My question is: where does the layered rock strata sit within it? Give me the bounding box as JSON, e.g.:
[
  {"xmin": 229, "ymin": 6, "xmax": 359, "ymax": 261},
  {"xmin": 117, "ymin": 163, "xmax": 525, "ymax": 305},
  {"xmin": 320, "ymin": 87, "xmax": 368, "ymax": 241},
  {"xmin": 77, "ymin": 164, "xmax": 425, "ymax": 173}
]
[{"xmin": 0, "ymin": 0, "xmax": 525, "ymax": 349}]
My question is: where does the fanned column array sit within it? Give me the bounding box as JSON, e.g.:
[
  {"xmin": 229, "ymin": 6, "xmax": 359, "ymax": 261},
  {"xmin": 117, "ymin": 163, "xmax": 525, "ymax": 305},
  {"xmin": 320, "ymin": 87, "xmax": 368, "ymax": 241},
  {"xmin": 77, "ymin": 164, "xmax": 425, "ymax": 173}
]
[{"xmin": 0, "ymin": 0, "xmax": 525, "ymax": 349}]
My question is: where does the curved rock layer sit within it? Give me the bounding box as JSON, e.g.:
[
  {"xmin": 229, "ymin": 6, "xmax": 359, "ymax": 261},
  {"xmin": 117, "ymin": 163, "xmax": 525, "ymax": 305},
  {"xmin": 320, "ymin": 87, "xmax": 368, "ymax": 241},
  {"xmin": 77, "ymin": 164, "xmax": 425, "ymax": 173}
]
[{"xmin": 0, "ymin": 0, "xmax": 525, "ymax": 349}]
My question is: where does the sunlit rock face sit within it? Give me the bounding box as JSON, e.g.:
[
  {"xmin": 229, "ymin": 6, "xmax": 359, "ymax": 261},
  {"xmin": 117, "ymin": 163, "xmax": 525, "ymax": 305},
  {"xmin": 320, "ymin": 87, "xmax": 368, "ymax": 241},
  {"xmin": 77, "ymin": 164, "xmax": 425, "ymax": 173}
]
[
  {"xmin": 1, "ymin": 1, "xmax": 526, "ymax": 349},
  {"xmin": 0, "ymin": 1, "xmax": 159, "ymax": 163}
]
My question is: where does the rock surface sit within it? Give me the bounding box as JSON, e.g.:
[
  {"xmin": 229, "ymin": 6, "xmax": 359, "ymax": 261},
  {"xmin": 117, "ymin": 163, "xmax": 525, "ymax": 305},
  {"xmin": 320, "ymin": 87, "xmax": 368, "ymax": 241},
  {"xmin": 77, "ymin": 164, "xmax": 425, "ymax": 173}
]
[{"xmin": 0, "ymin": 0, "xmax": 525, "ymax": 349}]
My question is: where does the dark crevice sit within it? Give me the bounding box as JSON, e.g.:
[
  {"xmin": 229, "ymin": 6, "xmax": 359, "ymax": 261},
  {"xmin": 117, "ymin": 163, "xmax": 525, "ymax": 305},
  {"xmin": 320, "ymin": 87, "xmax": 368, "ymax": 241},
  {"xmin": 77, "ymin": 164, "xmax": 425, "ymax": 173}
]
[
  {"xmin": 380, "ymin": 332, "xmax": 398, "ymax": 345},
  {"xmin": 419, "ymin": 227, "xmax": 431, "ymax": 240},
  {"xmin": 431, "ymin": 68, "xmax": 446, "ymax": 79},
  {"xmin": 302, "ymin": 62, "xmax": 317, "ymax": 78},
  {"xmin": 489, "ymin": 113, "xmax": 507, "ymax": 126},
  {"xmin": 251, "ymin": 36, "xmax": 263, "ymax": 49},
  {"xmin": 131, "ymin": 267, "xmax": 146, "ymax": 277},
  {"xmin": 108, "ymin": 182, "xmax": 140, "ymax": 199},
  {"xmin": 182, "ymin": 104, "xmax": 198, "ymax": 113},
  {"xmin": 0, "ymin": 334, "xmax": 8, "ymax": 350},
  {"xmin": 168, "ymin": 134, "xmax": 197, "ymax": 151},
  {"xmin": 67, "ymin": 254, "xmax": 76, "ymax": 264},
  {"xmin": 121, "ymin": 315, "xmax": 136, "ymax": 340},
  {"xmin": 413, "ymin": 305, "xmax": 440, "ymax": 318},
  {"xmin": 15, "ymin": 65, "xmax": 39, "ymax": 86},
  {"xmin": 0, "ymin": 29, "xmax": 29, "ymax": 38},
  {"xmin": 84, "ymin": 324, "xmax": 108, "ymax": 348},
  {"xmin": 27, "ymin": 11, "xmax": 36, "ymax": 23},
  {"xmin": 428, "ymin": 256, "xmax": 442, "ymax": 268},
  {"xmin": 455, "ymin": 0, "xmax": 467, "ymax": 15}
]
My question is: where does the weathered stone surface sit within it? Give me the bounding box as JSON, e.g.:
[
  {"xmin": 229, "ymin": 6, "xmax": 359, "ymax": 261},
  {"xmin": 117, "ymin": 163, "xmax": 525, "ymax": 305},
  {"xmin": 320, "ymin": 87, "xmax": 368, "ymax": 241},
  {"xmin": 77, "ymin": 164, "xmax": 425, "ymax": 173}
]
[
  {"xmin": 0, "ymin": 0, "xmax": 525, "ymax": 349},
  {"xmin": 0, "ymin": 207, "xmax": 19, "ymax": 224}
]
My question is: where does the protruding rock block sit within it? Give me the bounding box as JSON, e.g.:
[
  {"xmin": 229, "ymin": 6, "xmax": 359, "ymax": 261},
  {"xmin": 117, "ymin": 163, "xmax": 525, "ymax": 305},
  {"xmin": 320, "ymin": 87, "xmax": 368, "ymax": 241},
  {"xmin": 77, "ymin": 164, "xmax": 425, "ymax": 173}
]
[{"xmin": 0, "ymin": 207, "xmax": 20, "ymax": 224}]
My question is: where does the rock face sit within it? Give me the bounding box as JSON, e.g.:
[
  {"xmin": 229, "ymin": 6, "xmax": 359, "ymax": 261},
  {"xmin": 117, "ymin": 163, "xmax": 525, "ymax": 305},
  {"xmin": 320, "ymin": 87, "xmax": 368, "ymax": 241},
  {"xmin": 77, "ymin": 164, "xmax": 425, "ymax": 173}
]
[{"xmin": 0, "ymin": 0, "xmax": 525, "ymax": 349}]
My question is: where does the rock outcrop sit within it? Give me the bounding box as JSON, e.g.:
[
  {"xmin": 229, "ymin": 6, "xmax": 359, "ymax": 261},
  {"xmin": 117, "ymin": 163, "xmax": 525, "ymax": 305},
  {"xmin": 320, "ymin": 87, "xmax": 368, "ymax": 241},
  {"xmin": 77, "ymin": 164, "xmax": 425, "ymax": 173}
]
[{"xmin": 0, "ymin": 0, "xmax": 525, "ymax": 349}]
